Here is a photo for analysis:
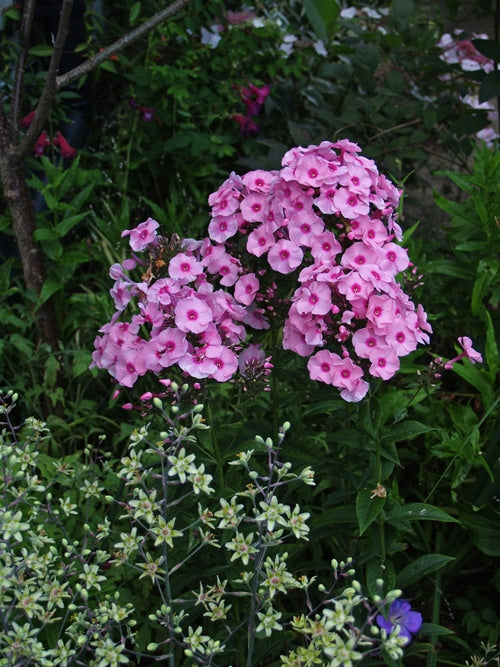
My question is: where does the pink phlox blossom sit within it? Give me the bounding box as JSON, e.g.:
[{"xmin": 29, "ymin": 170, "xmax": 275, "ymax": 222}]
[
  {"xmin": 333, "ymin": 187, "xmax": 370, "ymax": 219},
  {"xmin": 341, "ymin": 242, "xmax": 382, "ymax": 270},
  {"xmin": 444, "ymin": 336, "xmax": 483, "ymax": 369},
  {"xmin": 208, "ymin": 177, "xmax": 242, "ymax": 215},
  {"xmin": 287, "ymin": 214, "xmax": 325, "ymax": 246},
  {"xmin": 337, "ymin": 270, "xmax": 373, "ymax": 303},
  {"xmin": 234, "ymin": 273, "xmax": 260, "ymax": 305},
  {"xmin": 207, "ymin": 290, "xmax": 247, "ymax": 323},
  {"xmin": 368, "ymin": 346, "xmax": 400, "ymax": 380},
  {"xmin": 205, "ymin": 344, "xmax": 239, "ymax": 381},
  {"xmin": 366, "ymin": 294, "xmax": 396, "ymax": 333},
  {"xmin": 293, "ymin": 281, "xmax": 332, "ymax": 316},
  {"xmin": 331, "ymin": 138, "xmax": 362, "ymax": 154},
  {"xmin": 385, "ymin": 316, "xmax": 418, "ymax": 356},
  {"xmin": 338, "ymin": 164, "xmax": 373, "ymax": 195},
  {"xmin": 339, "ymin": 378, "xmax": 370, "ymax": 402},
  {"xmin": 310, "ymin": 231, "xmax": 342, "ymax": 261},
  {"xmin": 307, "ymin": 349, "xmax": 337, "ymax": 383},
  {"xmin": 113, "ymin": 346, "xmax": 148, "ymax": 388},
  {"xmin": 175, "ymin": 296, "xmax": 213, "ymax": 334},
  {"xmin": 379, "ymin": 242, "xmax": 410, "ymax": 274},
  {"xmin": 282, "ymin": 322, "xmax": 315, "ymax": 357},
  {"xmin": 110, "ymin": 279, "xmax": 134, "ymax": 311},
  {"xmin": 348, "ymin": 217, "xmax": 389, "ymax": 245},
  {"xmin": 146, "ymin": 277, "xmax": 181, "ymax": 306},
  {"xmin": 239, "ymin": 192, "xmax": 268, "ymax": 223},
  {"xmin": 218, "ymin": 317, "xmax": 246, "ymax": 344},
  {"xmin": 246, "ymin": 223, "xmax": 276, "ymax": 257},
  {"xmin": 282, "ymin": 153, "xmax": 334, "ymax": 187},
  {"xmin": 267, "ymin": 239, "xmax": 303, "ymax": 274},
  {"xmin": 151, "ymin": 328, "xmax": 188, "ymax": 369},
  {"xmin": 121, "ymin": 217, "xmax": 159, "ymax": 252},
  {"xmin": 358, "ymin": 264, "xmax": 395, "ymax": 292},
  {"xmin": 133, "ymin": 301, "xmax": 165, "ymax": 335},
  {"xmin": 241, "ymin": 169, "xmax": 276, "ymax": 193},
  {"xmin": 460, "ymin": 336, "xmax": 483, "ymax": 363},
  {"xmin": 168, "ymin": 252, "xmax": 204, "ymax": 283},
  {"xmin": 208, "ymin": 214, "xmax": 240, "ymax": 243},
  {"xmin": 178, "ymin": 348, "xmax": 217, "ymax": 378},
  {"xmin": 415, "ymin": 303, "xmax": 433, "ymax": 344}
]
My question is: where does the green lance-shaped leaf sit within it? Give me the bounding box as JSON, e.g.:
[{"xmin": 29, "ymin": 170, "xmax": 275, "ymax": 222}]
[
  {"xmin": 303, "ymin": 0, "xmax": 340, "ymax": 43},
  {"xmin": 356, "ymin": 488, "xmax": 385, "ymax": 536},
  {"xmin": 386, "ymin": 503, "xmax": 459, "ymax": 526},
  {"xmin": 395, "ymin": 554, "xmax": 454, "ymax": 588}
]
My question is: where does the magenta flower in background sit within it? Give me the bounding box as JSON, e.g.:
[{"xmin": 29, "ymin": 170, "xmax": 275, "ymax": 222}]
[
  {"xmin": 53, "ymin": 131, "xmax": 77, "ymax": 159},
  {"xmin": 232, "ymin": 113, "xmax": 260, "ymax": 137},
  {"xmin": 34, "ymin": 130, "xmax": 51, "ymax": 156},
  {"xmin": 376, "ymin": 599, "xmax": 423, "ymax": 645},
  {"xmin": 20, "ymin": 110, "xmax": 36, "ymax": 128}
]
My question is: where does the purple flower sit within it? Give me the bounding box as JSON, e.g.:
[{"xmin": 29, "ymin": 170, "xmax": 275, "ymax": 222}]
[{"xmin": 376, "ymin": 599, "xmax": 422, "ymax": 645}]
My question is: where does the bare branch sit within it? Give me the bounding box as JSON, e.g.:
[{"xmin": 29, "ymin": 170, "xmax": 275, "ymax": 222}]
[
  {"xmin": 55, "ymin": 0, "xmax": 191, "ymax": 91},
  {"xmin": 10, "ymin": 0, "xmax": 37, "ymax": 138},
  {"xmin": 17, "ymin": 0, "xmax": 74, "ymax": 161}
]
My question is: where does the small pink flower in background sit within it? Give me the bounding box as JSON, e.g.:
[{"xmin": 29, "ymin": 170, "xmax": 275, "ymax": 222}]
[
  {"xmin": 53, "ymin": 131, "xmax": 77, "ymax": 159},
  {"xmin": 129, "ymin": 98, "xmax": 156, "ymax": 122},
  {"xmin": 139, "ymin": 106, "xmax": 155, "ymax": 122},
  {"xmin": 232, "ymin": 113, "xmax": 260, "ymax": 137},
  {"xmin": 34, "ymin": 130, "xmax": 51, "ymax": 156},
  {"xmin": 223, "ymin": 9, "xmax": 257, "ymax": 25},
  {"xmin": 20, "ymin": 110, "xmax": 36, "ymax": 128}
]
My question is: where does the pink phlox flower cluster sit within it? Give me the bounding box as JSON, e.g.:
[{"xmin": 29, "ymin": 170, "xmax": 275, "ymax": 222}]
[
  {"xmin": 91, "ymin": 221, "xmax": 271, "ymax": 388},
  {"xmin": 204, "ymin": 139, "xmax": 431, "ymax": 402},
  {"xmin": 93, "ymin": 140, "xmax": 431, "ymax": 402}
]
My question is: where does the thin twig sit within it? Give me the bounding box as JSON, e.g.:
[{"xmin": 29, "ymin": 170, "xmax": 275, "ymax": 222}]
[
  {"xmin": 17, "ymin": 0, "xmax": 74, "ymax": 161},
  {"xmin": 10, "ymin": 0, "xmax": 37, "ymax": 139},
  {"xmin": 55, "ymin": 0, "xmax": 191, "ymax": 91},
  {"xmin": 367, "ymin": 118, "xmax": 422, "ymax": 141}
]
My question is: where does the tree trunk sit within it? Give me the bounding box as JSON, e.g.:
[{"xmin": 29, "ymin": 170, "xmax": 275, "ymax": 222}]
[{"xmin": 0, "ymin": 143, "xmax": 59, "ymax": 349}]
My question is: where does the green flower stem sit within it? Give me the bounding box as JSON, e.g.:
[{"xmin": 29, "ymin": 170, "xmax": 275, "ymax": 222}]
[
  {"xmin": 160, "ymin": 454, "xmax": 175, "ymax": 667},
  {"xmin": 427, "ymin": 532, "xmax": 442, "ymax": 667},
  {"xmin": 375, "ymin": 436, "xmax": 386, "ymax": 565},
  {"xmin": 206, "ymin": 402, "xmax": 225, "ymax": 491},
  {"xmin": 246, "ymin": 526, "xmax": 267, "ymax": 667}
]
